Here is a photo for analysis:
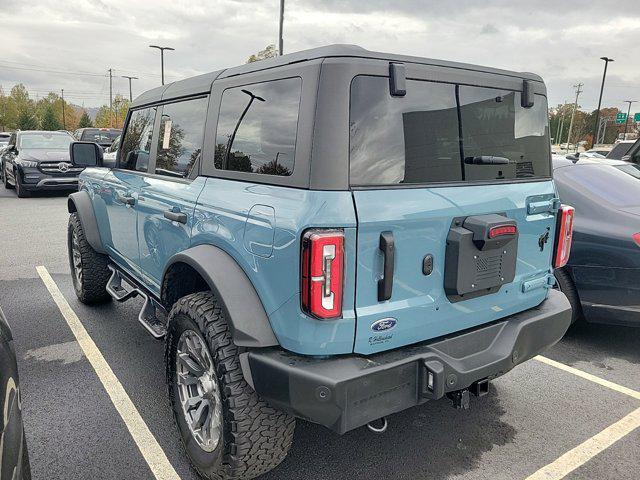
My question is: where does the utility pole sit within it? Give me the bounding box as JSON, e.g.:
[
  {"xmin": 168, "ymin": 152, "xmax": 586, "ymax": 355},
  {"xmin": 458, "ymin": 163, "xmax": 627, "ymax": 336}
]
[
  {"xmin": 565, "ymin": 83, "xmax": 583, "ymax": 153},
  {"xmin": 278, "ymin": 0, "xmax": 285, "ymax": 56},
  {"xmin": 622, "ymin": 100, "xmax": 638, "ymax": 140},
  {"xmin": 149, "ymin": 45, "xmax": 175, "ymax": 85},
  {"xmin": 593, "ymin": 57, "xmax": 613, "ymax": 147},
  {"xmin": 108, "ymin": 68, "xmax": 113, "ymax": 128},
  {"xmin": 61, "ymin": 89, "xmax": 66, "ymax": 130},
  {"xmin": 556, "ymin": 101, "xmax": 567, "ymax": 147},
  {"xmin": 121, "ymin": 75, "xmax": 138, "ymax": 102}
]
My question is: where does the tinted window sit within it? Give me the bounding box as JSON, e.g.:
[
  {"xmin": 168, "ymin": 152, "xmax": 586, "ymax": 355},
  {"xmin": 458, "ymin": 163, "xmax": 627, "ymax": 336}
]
[
  {"xmin": 565, "ymin": 165, "xmax": 640, "ymax": 207},
  {"xmin": 215, "ymin": 77, "xmax": 301, "ymax": 176},
  {"xmin": 120, "ymin": 107, "xmax": 157, "ymax": 172},
  {"xmin": 80, "ymin": 129, "xmax": 114, "ymax": 144},
  {"xmin": 155, "ymin": 97, "xmax": 208, "ymax": 179},
  {"xmin": 349, "ymin": 76, "xmax": 551, "ymax": 185},
  {"xmin": 607, "ymin": 142, "xmax": 634, "ymax": 160}
]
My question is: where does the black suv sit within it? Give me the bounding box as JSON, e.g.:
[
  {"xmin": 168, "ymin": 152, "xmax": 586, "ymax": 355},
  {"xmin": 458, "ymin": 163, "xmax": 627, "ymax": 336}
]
[{"xmin": 1, "ymin": 130, "xmax": 83, "ymax": 197}]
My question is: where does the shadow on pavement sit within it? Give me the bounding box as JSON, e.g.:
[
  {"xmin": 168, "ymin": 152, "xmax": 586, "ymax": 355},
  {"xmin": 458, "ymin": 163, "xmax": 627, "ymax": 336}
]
[
  {"xmin": 263, "ymin": 388, "xmax": 516, "ymax": 480},
  {"xmin": 550, "ymin": 321, "xmax": 640, "ymax": 367}
]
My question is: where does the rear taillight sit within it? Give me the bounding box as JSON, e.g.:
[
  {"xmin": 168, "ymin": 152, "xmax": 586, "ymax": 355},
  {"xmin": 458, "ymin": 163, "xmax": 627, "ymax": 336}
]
[
  {"xmin": 554, "ymin": 205, "xmax": 575, "ymax": 268},
  {"xmin": 301, "ymin": 229, "xmax": 344, "ymax": 319},
  {"xmin": 633, "ymin": 233, "xmax": 640, "ymax": 247}
]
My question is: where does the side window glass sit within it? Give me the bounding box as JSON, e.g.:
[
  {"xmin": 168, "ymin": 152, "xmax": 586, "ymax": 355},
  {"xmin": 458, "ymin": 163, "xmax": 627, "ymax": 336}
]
[
  {"xmin": 119, "ymin": 106, "xmax": 157, "ymax": 172},
  {"xmin": 155, "ymin": 97, "xmax": 208, "ymax": 179},
  {"xmin": 214, "ymin": 77, "xmax": 301, "ymax": 176}
]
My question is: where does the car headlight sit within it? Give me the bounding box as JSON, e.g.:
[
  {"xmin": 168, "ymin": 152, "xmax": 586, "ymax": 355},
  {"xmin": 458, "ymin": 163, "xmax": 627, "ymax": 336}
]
[{"xmin": 16, "ymin": 159, "xmax": 38, "ymax": 168}]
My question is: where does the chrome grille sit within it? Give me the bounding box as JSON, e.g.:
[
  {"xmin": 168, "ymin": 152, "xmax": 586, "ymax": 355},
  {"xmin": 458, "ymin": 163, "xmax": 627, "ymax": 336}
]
[{"xmin": 38, "ymin": 161, "xmax": 84, "ymax": 175}]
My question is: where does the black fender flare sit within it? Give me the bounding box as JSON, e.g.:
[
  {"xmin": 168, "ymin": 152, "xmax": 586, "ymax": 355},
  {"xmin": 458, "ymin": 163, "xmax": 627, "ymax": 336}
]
[
  {"xmin": 67, "ymin": 191, "xmax": 106, "ymax": 254},
  {"xmin": 163, "ymin": 244, "xmax": 279, "ymax": 348}
]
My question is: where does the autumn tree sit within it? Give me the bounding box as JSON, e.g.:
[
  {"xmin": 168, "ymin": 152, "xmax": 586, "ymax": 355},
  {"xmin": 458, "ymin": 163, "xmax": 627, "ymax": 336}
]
[{"xmin": 247, "ymin": 44, "xmax": 278, "ymax": 63}]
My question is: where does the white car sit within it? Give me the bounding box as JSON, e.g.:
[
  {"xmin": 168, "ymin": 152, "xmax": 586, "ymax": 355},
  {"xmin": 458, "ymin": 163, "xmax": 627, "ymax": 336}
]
[{"xmin": 103, "ymin": 135, "xmax": 120, "ymax": 163}]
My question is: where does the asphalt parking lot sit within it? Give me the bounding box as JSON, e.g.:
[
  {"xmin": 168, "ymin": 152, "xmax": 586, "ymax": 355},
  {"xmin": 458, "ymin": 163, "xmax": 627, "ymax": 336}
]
[{"xmin": 1, "ymin": 184, "xmax": 639, "ymax": 480}]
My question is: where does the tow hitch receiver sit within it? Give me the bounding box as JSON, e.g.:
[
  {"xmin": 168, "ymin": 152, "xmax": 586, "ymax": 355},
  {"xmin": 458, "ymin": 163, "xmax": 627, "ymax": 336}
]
[{"xmin": 471, "ymin": 378, "xmax": 490, "ymax": 397}]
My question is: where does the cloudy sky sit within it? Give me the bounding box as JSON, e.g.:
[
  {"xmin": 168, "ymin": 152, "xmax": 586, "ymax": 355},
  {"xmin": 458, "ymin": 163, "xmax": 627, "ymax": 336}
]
[{"xmin": 1, "ymin": 0, "xmax": 638, "ymax": 111}]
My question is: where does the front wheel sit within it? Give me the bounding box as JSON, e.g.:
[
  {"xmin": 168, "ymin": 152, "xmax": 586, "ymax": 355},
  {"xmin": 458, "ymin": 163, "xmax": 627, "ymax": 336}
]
[
  {"xmin": 68, "ymin": 213, "xmax": 112, "ymax": 304},
  {"xmin": 15, "ymin": 172, "xmax": 30, "ymax": 198},
  {"xmin": 165, "ymin": 292, "xmax": 295, "ymax": 480}
]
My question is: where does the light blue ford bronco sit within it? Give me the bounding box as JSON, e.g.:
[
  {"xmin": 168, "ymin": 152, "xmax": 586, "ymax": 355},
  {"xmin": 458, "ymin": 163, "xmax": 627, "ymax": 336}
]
[{"xmin": 66, "ymin": 45, "xmax": 574, "ymax": 479}]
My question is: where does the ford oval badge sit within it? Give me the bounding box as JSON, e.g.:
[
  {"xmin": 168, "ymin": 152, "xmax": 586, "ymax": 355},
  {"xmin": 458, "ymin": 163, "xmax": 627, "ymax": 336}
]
[{"xmin": 371, "ymin": 318, "xmax": 397, "ymax": 332}]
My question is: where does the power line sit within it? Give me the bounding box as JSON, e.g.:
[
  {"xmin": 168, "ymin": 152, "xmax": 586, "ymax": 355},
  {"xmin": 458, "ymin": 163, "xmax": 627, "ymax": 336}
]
[{"xmin": 565, "ymin": 83, "xmax": 583, "ymax": 153}]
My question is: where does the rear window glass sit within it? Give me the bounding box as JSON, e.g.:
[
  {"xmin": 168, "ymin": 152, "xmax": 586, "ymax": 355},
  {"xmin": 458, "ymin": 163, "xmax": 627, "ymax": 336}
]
[
  {"xmin": 607, "ymin": 142, "xmax": 635, "ymax": 160},
  {"xmin": 349, "ymin": 76, "xmax": 551, "ymax": 185},
  {"xmin": 214, "ymin": 77, "xmax": 301, "ymax": 176}
]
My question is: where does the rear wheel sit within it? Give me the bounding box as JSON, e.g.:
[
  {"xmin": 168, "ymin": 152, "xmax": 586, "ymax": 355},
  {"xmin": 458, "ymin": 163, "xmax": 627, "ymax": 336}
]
[
  {"xmin": 554, "ymin": 267, "xmax": 582, "ymax": 324},
  {"xmin": 166, "ymin": 292, "xmax": 295, "ymax": 480},
  {"xmin": 68, "ymin": 213, "xmax": 112, "ymax": 304}
]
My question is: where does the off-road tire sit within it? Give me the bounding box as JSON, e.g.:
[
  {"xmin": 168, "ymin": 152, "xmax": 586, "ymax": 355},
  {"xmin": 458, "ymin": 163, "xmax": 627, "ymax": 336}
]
[
  {"xmin": 67, "ymin": 213, "xmax": 112, "ymax": 304},
  {"xmin": 166, "ymin": 292, "xmax": 295, "ymax": 480},
  {"xmin": 3, "ymin": 165, "xmax": 13, "ymax": 189},
  {"xmin": 554, "ymin": 267, "xmax": 582, "ymax": 324}
]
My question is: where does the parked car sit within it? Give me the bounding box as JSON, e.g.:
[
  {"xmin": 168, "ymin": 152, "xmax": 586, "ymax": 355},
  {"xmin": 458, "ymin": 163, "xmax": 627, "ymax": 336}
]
[
  {"xmin": 0, "ymin": 132, "xmax": 10, "ymax": 149},
  {"xmin": 73, "ymin": 128, "xmax": 121, "ymax": 149},
  {"xmin": 66, "ymin": 45, "xmax": 572, "ymax": 480},
  {"xmin": 620, "ymin": 138, "xmax": 640, "ymax": 164},
  {"xmin": 0, "ymin": 306, "xmax": 31, "ymax": 479},
  {"xmin": 1, "ymin": 130, "xmax": 83, "ymax": 197},
  {"xmin": 553, "ymin": 156, "xmax": 640, "ymax": 325},
  {"xmin": 607, "ymin": 139, "xmax": 637, "ymax": 160}
]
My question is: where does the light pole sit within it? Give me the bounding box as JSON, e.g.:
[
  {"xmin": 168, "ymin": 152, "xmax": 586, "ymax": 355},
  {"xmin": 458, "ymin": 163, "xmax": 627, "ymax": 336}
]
[
  {"xmin": 279, "ymin": 0, "xmax": 285, "ymax": 55},
  {"xmin": 121, "ymin": 75, "xmax": 138, "ymax": 101},
  {"xmin": 592, "ymin": 57, "xmax": 613, "ymax": 147},
  {"xmin": 622, "ymin": 100, "xmax": 638, "ymax": 140},
  {"xmin": 149, "ymin": 45, "xmax": 175, "ymax": 85}
]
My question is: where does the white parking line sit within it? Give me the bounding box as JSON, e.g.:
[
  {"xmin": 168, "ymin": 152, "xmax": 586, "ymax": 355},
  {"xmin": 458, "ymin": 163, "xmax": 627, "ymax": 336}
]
[
  {"xmin": 525, "ymin": 355, "xmax": 640, "ymax": 480},
  {"xmin": 535, "ymin": 355, "xmax": 640, "ymax": 401},
  {"xmin": 36, "ymin": 266, "xmax": 181, "ymax": 480},
  {"xmin": 525, "ymin": 407, "xmax": 640, "ymax": 480}
]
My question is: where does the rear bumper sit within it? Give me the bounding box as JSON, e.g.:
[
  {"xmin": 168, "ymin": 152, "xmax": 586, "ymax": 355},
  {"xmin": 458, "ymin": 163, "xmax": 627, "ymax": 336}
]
[{"xmin": 244, "ymin": 289, "xmax": 571, "ymax": 434}]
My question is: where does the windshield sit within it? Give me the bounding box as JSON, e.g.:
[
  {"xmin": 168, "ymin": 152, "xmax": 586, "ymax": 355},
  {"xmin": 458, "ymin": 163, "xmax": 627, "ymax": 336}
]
[
  {"xmin": 19, "ymin": 132, "xmax": 73, "ymax": 149},
  {"xmin": 349, "ymin": 76, "xmax": 551, "ymax": 185}
]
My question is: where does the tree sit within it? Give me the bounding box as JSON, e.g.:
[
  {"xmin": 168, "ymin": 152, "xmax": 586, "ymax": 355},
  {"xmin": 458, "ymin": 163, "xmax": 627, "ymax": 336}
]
[
  {"xmin": 16, "ymin": 109, "xmax": 39, "ymax": 130},
  {"xmin": 40, "ymin": 103, "xmax": 62, "ymax": 130},
  {"xmin": 246, "ymin": 44, "xmax": 278, "ymax": 63},
  {"xmin": 94, "ymin": 106, "xmax": 112, "ymax": 128},
  {"xmin": 78, "ymin": 110, "xmax": 93, "ymax": 128}
]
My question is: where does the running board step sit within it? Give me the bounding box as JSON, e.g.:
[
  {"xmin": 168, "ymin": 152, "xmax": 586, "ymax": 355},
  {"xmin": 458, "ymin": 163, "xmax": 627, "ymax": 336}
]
[{"xmin": 106, "ymin": 266, "xmax": 167, "ymax": 339}]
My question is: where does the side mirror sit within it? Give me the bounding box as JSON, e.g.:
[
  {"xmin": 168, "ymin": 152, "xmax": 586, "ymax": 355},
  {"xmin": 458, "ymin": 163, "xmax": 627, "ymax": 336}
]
[{"xmin": 70, "ymin": 141, "xmax": 103, "ymax": 168}]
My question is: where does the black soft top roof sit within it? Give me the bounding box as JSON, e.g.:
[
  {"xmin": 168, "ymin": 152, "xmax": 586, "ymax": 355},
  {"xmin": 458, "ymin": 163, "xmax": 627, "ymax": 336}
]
[{"xmin": 131, "ymin": 44, "xmax": 543, "ymax": 108}]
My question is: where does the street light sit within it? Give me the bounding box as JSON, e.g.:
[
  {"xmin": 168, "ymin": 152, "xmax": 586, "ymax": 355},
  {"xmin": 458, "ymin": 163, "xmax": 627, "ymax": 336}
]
[
  {"xmin": 592, "ymin": 57, "xmax": 613, "ymax": 145},
  {"xmin": 149, "ymin": 45, "xmax": 175, "ymax": 85},
  {"xmin": 622, "ymin": 100, "xmax": 638, "ymax": 140},
  {"xmin": 121, "ymin": 75, "xmax": 139, "ymax": 102}
]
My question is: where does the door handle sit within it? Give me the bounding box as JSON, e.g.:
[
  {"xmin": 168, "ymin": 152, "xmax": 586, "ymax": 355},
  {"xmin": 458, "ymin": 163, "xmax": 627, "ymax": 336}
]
[
  {"xmin": 116, "ymin": 193, "xmax": 136, "ymax": 206},
  {"xmin": 378, "ymin": 231, "xmax": 395, "ymax": 301},
  {"xmin": 164, "ymin": 209, "xmax": 187, "ymax": 224}
]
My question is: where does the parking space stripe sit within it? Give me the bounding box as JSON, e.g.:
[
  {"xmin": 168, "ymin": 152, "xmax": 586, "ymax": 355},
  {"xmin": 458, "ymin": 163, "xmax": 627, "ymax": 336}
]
[
  {"xmin": 36, "ymin": 266, "xmax": 181, "ymax": 480},
  {"xmin": 535, "ymin": 355, "xmax": 640, "ymax": 401},
  {"xmin": 525, "ymin": 406, "xmax": 640, "ymax": 480}
]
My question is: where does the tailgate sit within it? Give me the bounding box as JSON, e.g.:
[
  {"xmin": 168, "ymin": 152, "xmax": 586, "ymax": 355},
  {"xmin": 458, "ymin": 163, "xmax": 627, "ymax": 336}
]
[{"xmin": 352, "ymin": 183, "xmax": 558, "ymax": 354}]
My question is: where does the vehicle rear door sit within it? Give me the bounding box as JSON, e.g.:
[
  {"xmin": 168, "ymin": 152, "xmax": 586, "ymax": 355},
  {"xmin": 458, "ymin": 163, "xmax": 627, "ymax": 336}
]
[
  {"xmin": 136, "ymin": 96, "xmax": 208, "ymax": 292},
  {"xmin": 349, "ymin": 71, "xmax": 558, "ymax": 354}
]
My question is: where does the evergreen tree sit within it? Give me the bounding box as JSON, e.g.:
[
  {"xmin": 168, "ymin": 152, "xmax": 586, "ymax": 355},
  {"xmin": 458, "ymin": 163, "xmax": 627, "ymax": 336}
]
[
  {"xmin": 40, "ymin": 104, "xmax": 62, "ymax": 130},
  {"xmin": 78, "ymin": 110, "xmax": 93, "ymax": 128},
  {"xmin": 17, "ymin": 109, "xmax": 39, "ymax": 130}
]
